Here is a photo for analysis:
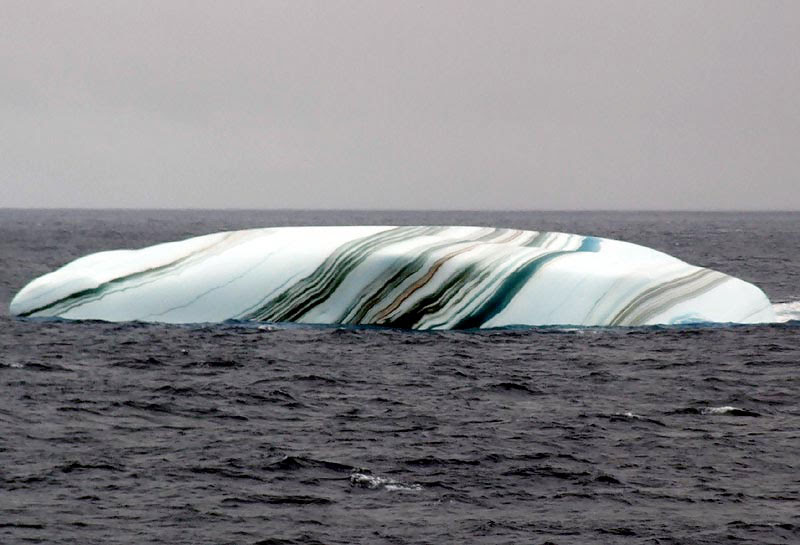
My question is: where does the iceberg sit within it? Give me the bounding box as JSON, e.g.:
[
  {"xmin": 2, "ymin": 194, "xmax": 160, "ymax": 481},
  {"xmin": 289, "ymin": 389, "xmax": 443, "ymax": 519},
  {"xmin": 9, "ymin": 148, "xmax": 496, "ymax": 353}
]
[{"xmin": 9, "ymin": 226, "xmax": 776, "ymax": 328}]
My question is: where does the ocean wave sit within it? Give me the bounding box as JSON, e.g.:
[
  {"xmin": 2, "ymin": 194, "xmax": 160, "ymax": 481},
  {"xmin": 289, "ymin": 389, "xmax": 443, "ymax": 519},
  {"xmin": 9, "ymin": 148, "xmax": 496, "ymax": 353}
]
[{"xmin": 671, "ymin": 406, "xmax": 761, "ymax": 417}]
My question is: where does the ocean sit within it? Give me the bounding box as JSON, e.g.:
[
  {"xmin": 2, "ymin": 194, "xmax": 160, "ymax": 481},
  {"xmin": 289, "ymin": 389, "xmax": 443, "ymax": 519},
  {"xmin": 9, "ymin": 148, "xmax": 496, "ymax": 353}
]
[{"xmin": 1, "ymin": 209, "xmax": 798, "ymax": 544}]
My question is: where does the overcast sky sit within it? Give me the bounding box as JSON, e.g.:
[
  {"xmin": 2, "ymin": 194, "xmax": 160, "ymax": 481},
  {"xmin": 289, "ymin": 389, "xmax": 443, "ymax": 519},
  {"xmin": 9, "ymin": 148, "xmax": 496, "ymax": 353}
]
[{"xmin": 1, "ymin": 1, "xmax": 798, "ymax": 210}]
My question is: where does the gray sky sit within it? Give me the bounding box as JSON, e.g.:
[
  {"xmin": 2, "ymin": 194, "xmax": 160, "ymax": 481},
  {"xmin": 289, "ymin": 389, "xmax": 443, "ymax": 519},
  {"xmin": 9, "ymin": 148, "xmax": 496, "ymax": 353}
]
[{"xmin": 1, "ymin": 1, "xmax": 798, "ymax": 210}]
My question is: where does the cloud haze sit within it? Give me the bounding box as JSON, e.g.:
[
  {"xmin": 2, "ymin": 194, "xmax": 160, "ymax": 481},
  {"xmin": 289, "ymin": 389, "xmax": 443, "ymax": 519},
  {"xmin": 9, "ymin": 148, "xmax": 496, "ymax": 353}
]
[{"xmin": 1, "ymin": 1, "xmax": 798, "ymax": 209}]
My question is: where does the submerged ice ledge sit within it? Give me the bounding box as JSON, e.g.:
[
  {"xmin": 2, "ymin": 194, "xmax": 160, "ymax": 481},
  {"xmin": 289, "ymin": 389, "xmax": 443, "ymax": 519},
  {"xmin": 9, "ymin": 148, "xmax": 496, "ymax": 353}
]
[{"xmin": 10, "ymin": 226, "xmax": 776, "ymax": 329}]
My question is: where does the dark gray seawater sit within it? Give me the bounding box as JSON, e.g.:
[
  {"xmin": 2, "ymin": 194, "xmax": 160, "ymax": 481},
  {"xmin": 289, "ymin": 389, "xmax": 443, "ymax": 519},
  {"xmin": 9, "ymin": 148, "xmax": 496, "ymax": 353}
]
[{"xmin": 1, "ymin": 209, "xmax": 799, "ymax": 545}]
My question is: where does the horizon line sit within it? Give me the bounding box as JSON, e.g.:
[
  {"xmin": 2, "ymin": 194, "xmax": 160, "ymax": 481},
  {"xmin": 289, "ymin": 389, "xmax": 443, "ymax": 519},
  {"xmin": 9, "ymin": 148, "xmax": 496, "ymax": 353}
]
[{"xmin": 2, "ymin": 207, "xmax": 799, "ymax": 213}]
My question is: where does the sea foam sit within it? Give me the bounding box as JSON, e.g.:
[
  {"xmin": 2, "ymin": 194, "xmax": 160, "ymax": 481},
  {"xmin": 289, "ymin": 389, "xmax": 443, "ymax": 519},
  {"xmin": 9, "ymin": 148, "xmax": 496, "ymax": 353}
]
[{"xmin": 772, "ymin": 300, "xmax": 800, "ymax": 323}]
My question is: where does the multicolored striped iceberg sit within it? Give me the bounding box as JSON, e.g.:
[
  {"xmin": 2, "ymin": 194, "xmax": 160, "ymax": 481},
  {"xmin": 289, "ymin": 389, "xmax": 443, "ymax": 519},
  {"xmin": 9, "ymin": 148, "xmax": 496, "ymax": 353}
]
[{"xmin": 9, "ymin": 226, "xmax": 775, "ymax": 328}]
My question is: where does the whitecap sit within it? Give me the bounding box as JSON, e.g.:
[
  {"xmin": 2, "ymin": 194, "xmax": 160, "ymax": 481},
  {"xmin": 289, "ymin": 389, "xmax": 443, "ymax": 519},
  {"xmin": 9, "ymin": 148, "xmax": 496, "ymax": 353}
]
[
  {"xmin": 700, "ymin": 406, "xmax": 760, "ymax": 416},
  {"xmin": 701, "ymin": 406, "xmax": 740, "ymax": 415},
  {"xmin": 772, "ymin": 300, "xmax": 800, "ymax": 323},
  {"xmin": 350, "ymin": 472, "xmax": 422, "ymax": 492}
]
